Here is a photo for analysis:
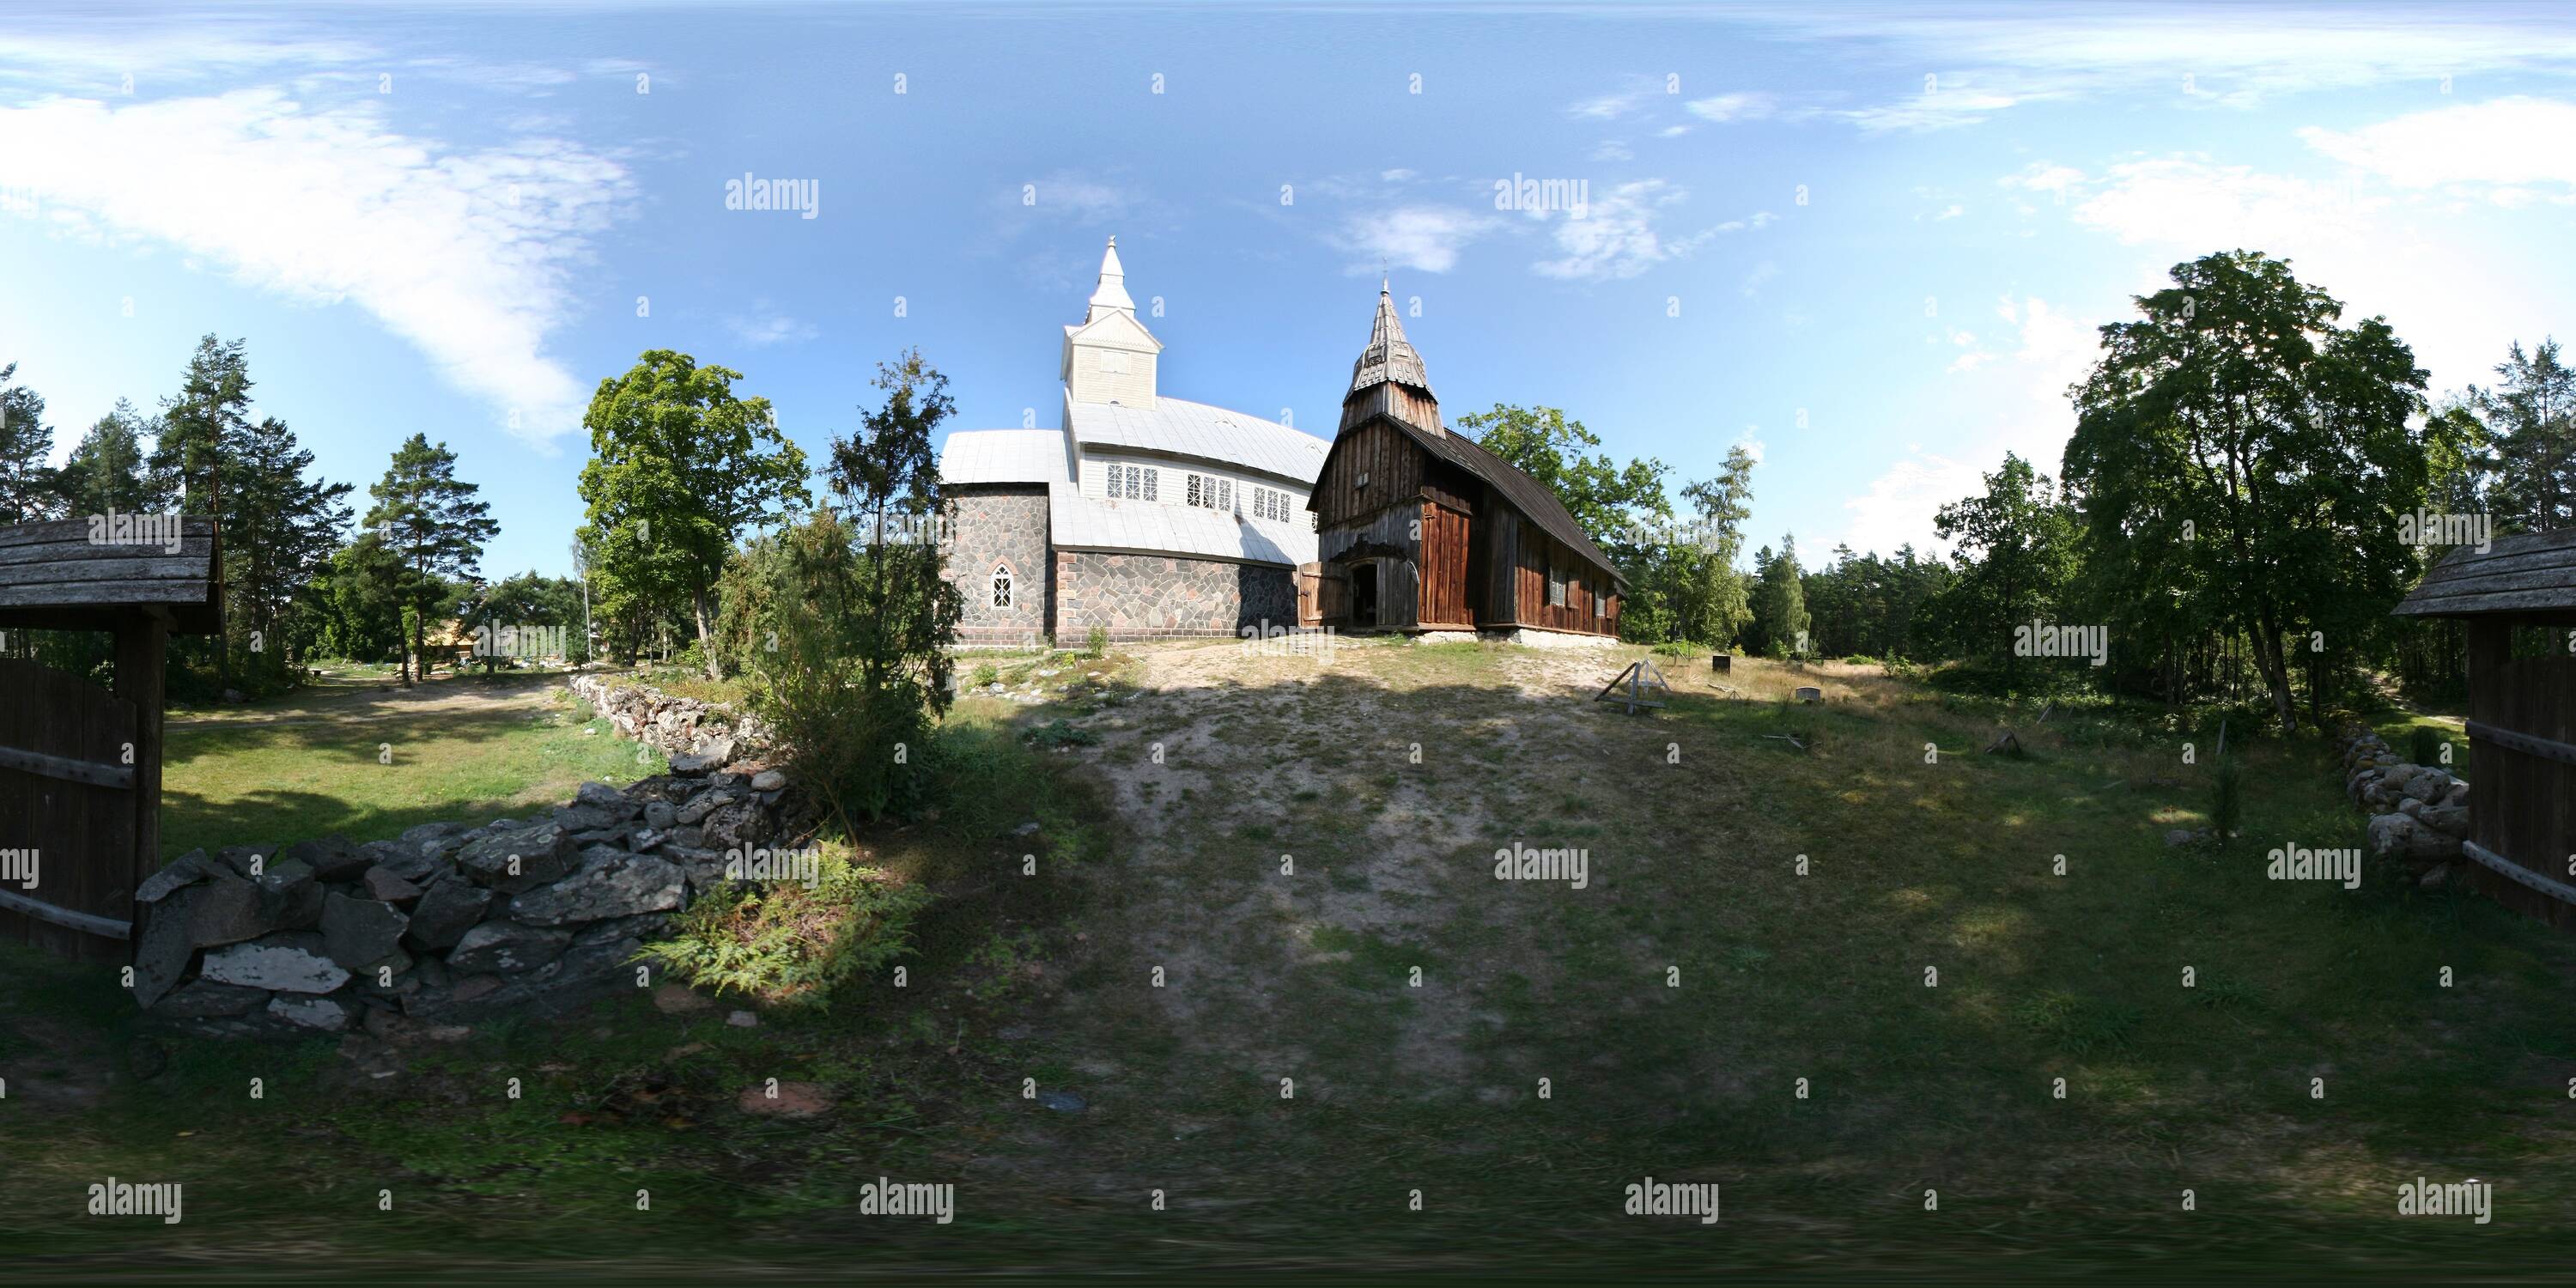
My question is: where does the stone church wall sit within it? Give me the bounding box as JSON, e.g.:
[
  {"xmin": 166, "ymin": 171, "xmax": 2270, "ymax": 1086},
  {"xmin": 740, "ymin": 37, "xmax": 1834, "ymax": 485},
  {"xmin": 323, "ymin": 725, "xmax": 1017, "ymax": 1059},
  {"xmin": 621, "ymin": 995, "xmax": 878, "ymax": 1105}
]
[
  {"xmin": 945, "ymin": 485, "xmax": 1054, "ymax": 647},
  {"xmin": 1054, "ymin": 550, "xmax": 1297, "ymax": 641}
]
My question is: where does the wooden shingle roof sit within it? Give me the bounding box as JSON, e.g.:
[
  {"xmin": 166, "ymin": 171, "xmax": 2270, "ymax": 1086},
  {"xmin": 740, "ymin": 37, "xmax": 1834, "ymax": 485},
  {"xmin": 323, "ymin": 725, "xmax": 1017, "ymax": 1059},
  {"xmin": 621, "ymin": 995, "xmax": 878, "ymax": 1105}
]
[
  {"xmin": 2392, "ymin": 528, "xmax": 2576, "ymax": 619},
  {"xmin": 0, "ymin": 517, "xmax": 222, "ymax": 634}
]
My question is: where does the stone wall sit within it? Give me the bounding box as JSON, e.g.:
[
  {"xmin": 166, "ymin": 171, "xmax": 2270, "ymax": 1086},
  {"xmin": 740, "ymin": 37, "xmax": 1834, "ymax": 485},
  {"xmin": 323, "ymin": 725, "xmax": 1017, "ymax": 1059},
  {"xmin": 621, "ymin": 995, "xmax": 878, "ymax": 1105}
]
[
  {"xmin": 571, "ymin": 672, "xmax": 770, "ymax": 770},
  {"xmin": 1054, "ymin": 550, "xmax": 1297, "ymax": 641},
  {"xmin": 135, "ymin": 676, "xmax": 804, "ymax": 1037},
  {"xmin": 2340, "ymin": 726, "xmax": 2473, "ymax": 887},
  {"xmin": 944, "ymin": 485, "xmax": 1053, "ymax": 647}
]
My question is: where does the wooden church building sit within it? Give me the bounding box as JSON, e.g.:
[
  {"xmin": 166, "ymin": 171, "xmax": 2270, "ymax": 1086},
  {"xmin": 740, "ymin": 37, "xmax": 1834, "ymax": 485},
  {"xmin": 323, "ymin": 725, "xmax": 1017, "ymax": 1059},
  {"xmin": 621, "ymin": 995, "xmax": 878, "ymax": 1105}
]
[{"xmin": 1308, "ymin": 284, "xmax": 1625, "ymax": 643}]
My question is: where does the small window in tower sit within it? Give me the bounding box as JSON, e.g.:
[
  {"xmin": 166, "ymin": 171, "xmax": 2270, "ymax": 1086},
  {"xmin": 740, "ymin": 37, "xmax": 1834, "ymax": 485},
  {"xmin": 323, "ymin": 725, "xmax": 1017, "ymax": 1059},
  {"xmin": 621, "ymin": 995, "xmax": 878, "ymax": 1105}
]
[
  {"xmin": 1188, "ymin": 474, "xmax": 1203, "ymax": 507},
  {"xmin": 1219, "ymin": 480, "xmax": 1234, "ymax": 511},
  {"xmin": 1142, "ymin": 467, "xmax": 1157, "ymax": 501},
  {"xmin": 993, "ymin": 563, "xmax": 1014, "ymax": 610},
  {"xmin": 1099, "ymin": 349, "xmax": 1127, "ymax": 374},
  {"xmin": 1356, "ymin": 471, "xmax": 1370, "ymax": 489}
]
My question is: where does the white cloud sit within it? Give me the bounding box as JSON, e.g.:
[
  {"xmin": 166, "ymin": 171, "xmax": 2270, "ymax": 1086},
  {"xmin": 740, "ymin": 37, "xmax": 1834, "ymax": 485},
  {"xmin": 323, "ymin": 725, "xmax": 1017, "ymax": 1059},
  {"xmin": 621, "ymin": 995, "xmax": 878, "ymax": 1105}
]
[
  {"xmin": 1741, "ymin": 259, "xmax": 1780, "ymax": 297},
  {"xmin": 0, "ymin": 88, "xmax": 629, "ymax": 449},
  {"xmin": 1685, "ymin": 92, "xmax": 1777, "ymax": 124},
  {"xmin": 1844, "ymin": 84, "xmax": 2032, "ymax": 133},
  {"xmin": 1569, "ymin": 87, "xmax": 1656, "ymax": 120},
  {"xmin": 1733, "ymin": 9, "xmax": 2576, "ymax": 125},
  {"xmin": 1658, "ymin": 125, "xmax": 1692, "ymax": 137},
  {"xmin": 1379, "ymin": 167, "xmax": 1417, "ymax": 182},
  {"xmin": 1593, "ymin": 139, "xmax": 1635, "ymax": 162},
  {"xmin": 2062, "ymin": 157, "xmax": 2385, "ymax": 251},
  {"xmin": 726, "ymin": 307, "xmax": 817, "ymax": 348},
  {"xmin": 1335, "ymin": 204, "xmax": 1499, "ymax": 274},
  {"xmin": 1735, "ymin": 425, "xmax": 1766, "ymax": 465},
  {"xmin": 1527, "ymin": 185, "xmax": 1775, "ymax": 282},
  {"xmin": 2300, "ymin": 95, "xmax": 2576, "ymax": 194},
  {"xmin": 1935, "ymin": 203, "xmax": 1965, "ymax": 221}
]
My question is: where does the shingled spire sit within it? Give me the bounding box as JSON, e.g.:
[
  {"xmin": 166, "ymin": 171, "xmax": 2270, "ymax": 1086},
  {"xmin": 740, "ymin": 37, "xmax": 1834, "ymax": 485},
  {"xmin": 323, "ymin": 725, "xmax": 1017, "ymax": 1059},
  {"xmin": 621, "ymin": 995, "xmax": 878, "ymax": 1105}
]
[
  {"xmin": 1084, "ymin": 235, "xmax": 1136, "ymax": 323},
  {"xmin": 1340, "ymin": 278, "xmax": 1443, "ymax": 437}
]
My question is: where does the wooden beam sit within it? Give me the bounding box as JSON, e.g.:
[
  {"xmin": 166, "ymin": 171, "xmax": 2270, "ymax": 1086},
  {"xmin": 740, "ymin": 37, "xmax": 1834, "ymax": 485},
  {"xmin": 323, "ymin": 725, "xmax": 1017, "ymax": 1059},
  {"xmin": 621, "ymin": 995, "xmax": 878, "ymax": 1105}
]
[
  {"xmin": 0, "ymin": 888, "xmax": 131, "ymax": 940},
  {"xmin": 117, "ymin": 614, "xmax": 168, "ymax": 908},
  {"xmin": 2462, "ymin": 840, "xmax": 2576, "ymax": 908},
  {"xmin": 2467, "ymin": 720, "xmax": 2576, "ymax": 769},
  {"xmin": 0, "ymin": 579, "xmax": 210, "ymax": 609},
  {"xmin": 0, "ymin": 743, "xmax": 135, "ymax": 789}
]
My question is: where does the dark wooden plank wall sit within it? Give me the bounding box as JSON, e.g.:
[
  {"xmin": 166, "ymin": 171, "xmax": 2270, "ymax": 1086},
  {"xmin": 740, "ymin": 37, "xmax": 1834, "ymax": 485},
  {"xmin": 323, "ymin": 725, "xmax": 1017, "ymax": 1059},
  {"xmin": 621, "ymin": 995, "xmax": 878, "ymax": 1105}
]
[
  {"xmin": 2463, "ymin": 619, "xmax": 2576, "ymax": 927},
  {"xmin": 0, "ymin": 658, "xmax": 141, "ymax": 962},
  {"xmin": 1312, "ymin": 421, "xmax": 1425, "ymax": 527},
  {"xmin": 1417, "ymin": 501, "xmax": 1474, "ymax": 627},
  {"xmin": 1482, "ymin": 506, "xmax": 1620, "ymax": 637}
]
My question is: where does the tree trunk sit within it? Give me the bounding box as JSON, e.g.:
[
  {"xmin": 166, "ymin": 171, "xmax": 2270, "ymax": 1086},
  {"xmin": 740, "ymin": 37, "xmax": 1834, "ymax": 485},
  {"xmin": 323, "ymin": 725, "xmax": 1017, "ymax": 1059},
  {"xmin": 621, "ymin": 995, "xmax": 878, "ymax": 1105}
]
[{"xmin": 694, "ymin": 588, "xmax": 720, "ymax": 680}]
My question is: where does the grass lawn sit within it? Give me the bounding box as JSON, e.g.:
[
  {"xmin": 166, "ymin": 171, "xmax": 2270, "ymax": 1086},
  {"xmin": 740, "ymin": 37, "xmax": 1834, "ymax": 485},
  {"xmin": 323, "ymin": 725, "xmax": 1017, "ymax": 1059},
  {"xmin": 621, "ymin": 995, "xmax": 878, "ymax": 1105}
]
[
  {"xmin": 0, "ymin": 645, "xmax": 2567, "ymax": 1275},
  {"xmin": 158, "ymin": 671, "xmax": 662, "ymax": 860}
]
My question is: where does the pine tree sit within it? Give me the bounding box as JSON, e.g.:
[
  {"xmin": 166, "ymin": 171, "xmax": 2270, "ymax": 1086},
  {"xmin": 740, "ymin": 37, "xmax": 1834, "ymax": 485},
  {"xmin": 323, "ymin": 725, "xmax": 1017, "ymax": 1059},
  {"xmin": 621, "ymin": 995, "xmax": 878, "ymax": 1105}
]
[
  {"xmin": 149, "ymin": 336, "xmax": 256, "ymax": 693},
  {"xmin": 0, "ymin": 361, "xmax": 60, "ymax": 523},
  {"xmin": 229, "ymin": 416, "xmax": 355, "ymax": 677},
  {"xmin": 55, "ymin": 399, "xmax": 158, "ymax": 517},
  {"xmin": 364, "ymin": 434, "xmax": 499, "ymax": 686}
]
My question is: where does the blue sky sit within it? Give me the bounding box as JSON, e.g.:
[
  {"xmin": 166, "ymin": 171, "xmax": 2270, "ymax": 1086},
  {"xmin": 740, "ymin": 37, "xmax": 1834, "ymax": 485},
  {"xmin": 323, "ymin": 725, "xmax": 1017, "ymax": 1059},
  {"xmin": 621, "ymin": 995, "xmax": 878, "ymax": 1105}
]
[{"xmin": 7, "ymin": 3, "xmax": 2576, "ymax": 577}]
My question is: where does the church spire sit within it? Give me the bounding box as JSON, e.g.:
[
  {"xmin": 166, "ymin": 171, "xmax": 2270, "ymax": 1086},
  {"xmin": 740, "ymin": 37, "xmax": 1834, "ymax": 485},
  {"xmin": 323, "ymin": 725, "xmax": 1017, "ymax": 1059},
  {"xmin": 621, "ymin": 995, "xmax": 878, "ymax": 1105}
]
[
  {"xmin": 1348, "ymin": 278, "xmax": 1433, "ymax": 400},
  {"xmin": 1340, "ymin": 278, "xmax": 1443, "ymax": 437},
  {"xmin": 1084, "ymin": 235, "xmax": 1135, "ymax": 322}
]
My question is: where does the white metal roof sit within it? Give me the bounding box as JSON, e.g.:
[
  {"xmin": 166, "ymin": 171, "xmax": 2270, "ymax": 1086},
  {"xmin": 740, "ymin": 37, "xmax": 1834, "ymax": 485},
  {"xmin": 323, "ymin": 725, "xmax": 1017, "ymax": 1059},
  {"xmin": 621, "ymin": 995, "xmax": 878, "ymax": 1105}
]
[
  {"xmin": 939, "ymin": 428, "xmax": 1074, "ymax": 485},
  {"xmin": 1066, "ymin": 396, "xmax": 1330, "ymax": 484},
  {"xmin": 1047, "ymin": 482, "xmax": 1317, "ymax": 567}
]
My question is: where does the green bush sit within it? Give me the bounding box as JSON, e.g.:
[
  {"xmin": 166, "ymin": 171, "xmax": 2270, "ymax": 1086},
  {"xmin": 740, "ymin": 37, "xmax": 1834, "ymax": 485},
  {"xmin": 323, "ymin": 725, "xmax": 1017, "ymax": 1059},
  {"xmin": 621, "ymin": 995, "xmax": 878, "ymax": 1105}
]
[
  {"xmin": 969, "ymin": 661, "xmax": 999, "ymax": 689},
  {"xmin": 639, "ymin": 846, "xmax": 929, "ymax": 1007},
  {"xmin": 2408, "ymin": 726, "xmax": 2442, "ymax": 766},
  {"xmin": 1084, "ymin": 624, "xmax": 1109, "ymax": 659}
]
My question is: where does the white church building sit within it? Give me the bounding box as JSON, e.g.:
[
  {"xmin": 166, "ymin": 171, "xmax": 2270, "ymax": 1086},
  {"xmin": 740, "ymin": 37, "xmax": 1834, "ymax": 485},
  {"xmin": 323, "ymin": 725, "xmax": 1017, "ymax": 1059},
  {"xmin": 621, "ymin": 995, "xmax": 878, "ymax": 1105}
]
[{"xmin": 939, "ymin": 238, "xmax": 1327, "ymax": 644}]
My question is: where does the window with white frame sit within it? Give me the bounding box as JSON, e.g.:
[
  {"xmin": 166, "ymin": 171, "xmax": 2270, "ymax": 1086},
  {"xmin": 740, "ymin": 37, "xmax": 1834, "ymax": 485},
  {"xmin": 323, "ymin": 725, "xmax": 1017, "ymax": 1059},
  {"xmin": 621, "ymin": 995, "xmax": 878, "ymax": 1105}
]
[
  {"xmin": 993, "ymin": 563, "xmax": 1013, "ymax": 609},
  {"xmin": 1547, "ymin": 562, "xmax": 1566, "ymax": 608},
  {"xmin": 1219, "ymin": 479, "xmax": 1233, "ymax": 512},
  {"xmin": 1142, "ymin": 467, "xmax": 1157, "ymax": 501},
  {"xmin": 1594, "ymin": 580, "xmax": 1607, "ymax": 617},
  {"xmin": 1187, "ymin": 473, "xmax": 1203, "ymax": 507}
]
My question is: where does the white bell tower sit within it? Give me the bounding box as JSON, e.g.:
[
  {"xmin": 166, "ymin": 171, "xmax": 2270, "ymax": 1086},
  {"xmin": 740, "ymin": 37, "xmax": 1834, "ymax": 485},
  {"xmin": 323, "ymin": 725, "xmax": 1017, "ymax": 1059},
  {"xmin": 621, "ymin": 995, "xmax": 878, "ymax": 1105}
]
[{"xmin": 1061, "ymin": 236, "xmax": 1163, "ymax": 408}]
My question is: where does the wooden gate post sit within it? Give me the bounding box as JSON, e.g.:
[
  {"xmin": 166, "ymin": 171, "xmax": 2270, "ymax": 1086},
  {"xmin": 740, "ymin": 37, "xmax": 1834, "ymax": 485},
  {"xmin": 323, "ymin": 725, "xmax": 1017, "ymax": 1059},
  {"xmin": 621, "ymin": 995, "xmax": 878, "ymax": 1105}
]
[{"xmin": 113, "ymin": 613, "xmax": 167, "ymax": 958}]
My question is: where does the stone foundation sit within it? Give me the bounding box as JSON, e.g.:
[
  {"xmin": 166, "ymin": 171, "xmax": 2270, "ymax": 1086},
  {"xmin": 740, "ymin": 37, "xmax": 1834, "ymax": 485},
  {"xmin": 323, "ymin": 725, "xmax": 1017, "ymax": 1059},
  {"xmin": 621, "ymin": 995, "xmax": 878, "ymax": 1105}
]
[
  {"xmin": 1054, "ymin": 550, "xmax": 1297, "ymax": 641},
  {"xmin": 1488, "ymin": 625, "xmax": 1621, "ymax": 649}
]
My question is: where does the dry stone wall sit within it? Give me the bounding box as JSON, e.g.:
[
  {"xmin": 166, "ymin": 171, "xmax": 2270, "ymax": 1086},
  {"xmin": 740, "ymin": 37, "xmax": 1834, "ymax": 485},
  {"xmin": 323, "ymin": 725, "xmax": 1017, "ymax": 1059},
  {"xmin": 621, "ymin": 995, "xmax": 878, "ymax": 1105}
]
[
  {"xmin": 136, "ymin": 675, "xmax": 801, "ymax": 1037},
  {"xmin": 2340, "ymin": 725, "xmax": 2474, "ymax": 887}
]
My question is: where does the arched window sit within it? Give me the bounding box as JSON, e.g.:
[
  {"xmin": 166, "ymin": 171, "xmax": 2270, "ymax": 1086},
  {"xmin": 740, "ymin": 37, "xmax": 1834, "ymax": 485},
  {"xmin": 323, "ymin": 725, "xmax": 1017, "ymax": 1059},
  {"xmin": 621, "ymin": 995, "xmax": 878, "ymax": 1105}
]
[{"xmin": 992, "ymin": 562, "xmax": 1014, "ymax": 610}]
